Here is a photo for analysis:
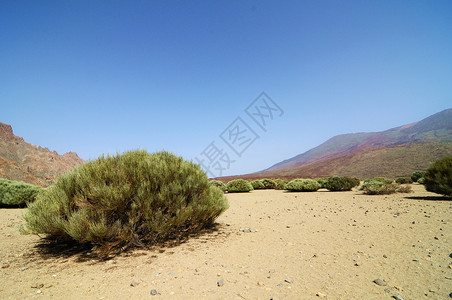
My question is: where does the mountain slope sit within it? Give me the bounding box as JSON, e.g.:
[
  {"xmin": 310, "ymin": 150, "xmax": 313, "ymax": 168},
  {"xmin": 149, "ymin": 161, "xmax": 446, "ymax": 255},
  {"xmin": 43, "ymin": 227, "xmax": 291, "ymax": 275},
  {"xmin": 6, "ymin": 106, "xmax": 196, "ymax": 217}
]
[
  {"xmin": 0, "ymin": 122, "xmax": 84, "ymax": 186},
  {"xmin": 265, "ymin": 108, "xmax": 452, "ymax": 173}
]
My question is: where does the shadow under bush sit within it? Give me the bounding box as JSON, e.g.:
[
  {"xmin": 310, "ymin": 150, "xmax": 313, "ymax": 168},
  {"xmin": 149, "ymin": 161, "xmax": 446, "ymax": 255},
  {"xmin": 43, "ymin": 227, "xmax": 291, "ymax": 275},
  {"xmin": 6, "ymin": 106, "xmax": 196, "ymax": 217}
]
[{"xmin": 24, "ymin": 150, "xmax": 228, "ymax": 257}]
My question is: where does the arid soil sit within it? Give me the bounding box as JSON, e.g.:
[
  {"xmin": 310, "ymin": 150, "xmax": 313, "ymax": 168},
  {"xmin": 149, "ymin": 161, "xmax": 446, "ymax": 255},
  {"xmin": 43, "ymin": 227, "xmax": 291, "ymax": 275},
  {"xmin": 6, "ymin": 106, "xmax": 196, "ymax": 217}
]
[{"xmin": 0, "ymin": 184, "xmax": 451, "ymax": 299}]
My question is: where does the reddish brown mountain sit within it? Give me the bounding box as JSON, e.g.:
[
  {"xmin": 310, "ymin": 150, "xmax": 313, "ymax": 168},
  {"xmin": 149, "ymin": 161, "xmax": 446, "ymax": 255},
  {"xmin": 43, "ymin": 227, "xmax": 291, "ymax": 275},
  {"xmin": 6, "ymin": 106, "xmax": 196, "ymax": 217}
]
[
  {"xmin": 217, "ymin": 108, "xmax": 452, "ymax": 181},
  {"xmin": 0, "ymin": 122, "xmax": 84, "ymax": 186}
]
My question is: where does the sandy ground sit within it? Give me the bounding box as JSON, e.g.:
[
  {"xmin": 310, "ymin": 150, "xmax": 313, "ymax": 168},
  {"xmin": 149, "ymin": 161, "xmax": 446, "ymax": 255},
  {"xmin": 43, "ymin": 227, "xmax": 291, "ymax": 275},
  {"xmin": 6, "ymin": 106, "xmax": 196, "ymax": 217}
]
[{"xmin": 0, "ymin": 184, "xmax": 451, "ymax": 300}]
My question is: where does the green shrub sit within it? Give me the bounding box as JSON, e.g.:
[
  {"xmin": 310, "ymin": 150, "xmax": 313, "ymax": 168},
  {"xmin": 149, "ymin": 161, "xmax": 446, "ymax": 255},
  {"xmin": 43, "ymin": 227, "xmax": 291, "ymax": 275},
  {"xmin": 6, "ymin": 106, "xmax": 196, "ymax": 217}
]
[
  {"xmin": 351, "ymin": 177, "xmax": 361, "ymax": 187},
  {"xmin": 0, "ymin": 178, "xmax": 44, "ymax": 206},
  {"xmin": 397, "ymin": 185, "xmax": 413, "ymax": 193},
  {"xmin": 411, "ymin": 171, "xmax": 426, "ymax": 182},
  {"xmin": 324, "ymin": 176, "xmax": 359, "ymax": 191},
  {"xmin": 209, "ymin": 180, "xmax": 227, "ymax": 192},
  {"xmin": 24, "ymin": 150, "xmax": 228, "ymax": 254},
  {"xmin": 260, "ymin": 178, "xmax": 277, "ymax": 189},
  {"xmin": 417, "ymin": 177, "xmax": 425, "ymax": 184},
  {"xmin": 284, "ymin": 179, "xmax": 321, "ymax": 192},
  {"xmin": 361, "ymin": 180, "xmax": 412, "ymax": 195},
  {"xmin": 424, "ymin": 156, "xmax": 452, "ymax": 196},
  {"xmin": 314, "ymin": 178, "xmax": 328, "ymax": 188},
  {"xmin": 395, "ymin": 177, "xmax": 413, "ymax": 184},
  {"xmin": 274, "ymin": 179, "xmax": 288, "ymax": 190},
  {"xmin": 226, "ymin": 179, "xmax": 254, "ymax": 193},
  {"xmin": 250, "ymin": 180, "xmax": 265, "ymax": 190}
]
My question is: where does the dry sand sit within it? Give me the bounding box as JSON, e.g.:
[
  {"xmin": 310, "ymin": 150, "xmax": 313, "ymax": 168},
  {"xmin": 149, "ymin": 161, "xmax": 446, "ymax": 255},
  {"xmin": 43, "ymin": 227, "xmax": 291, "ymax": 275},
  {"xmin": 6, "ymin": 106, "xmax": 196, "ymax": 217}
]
[{"xmin": 0, "ymin": 184, "xmax": 451, "ymax": 299}]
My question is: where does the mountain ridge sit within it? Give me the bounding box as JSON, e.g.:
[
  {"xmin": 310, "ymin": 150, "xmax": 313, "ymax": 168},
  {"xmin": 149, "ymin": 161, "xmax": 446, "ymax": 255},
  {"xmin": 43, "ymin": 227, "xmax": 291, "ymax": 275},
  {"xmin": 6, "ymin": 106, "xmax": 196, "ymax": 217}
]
[{"xmin": 0, "ymin": 122, "xmax": 84, "ymax": 186}]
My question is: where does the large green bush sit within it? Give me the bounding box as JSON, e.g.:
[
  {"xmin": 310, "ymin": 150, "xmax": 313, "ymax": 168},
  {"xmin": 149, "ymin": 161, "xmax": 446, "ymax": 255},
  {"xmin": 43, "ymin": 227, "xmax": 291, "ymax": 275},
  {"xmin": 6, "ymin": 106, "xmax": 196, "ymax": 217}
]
[
  {"xmin": 24, "ymin": 150, "xmax": 228, "ymax": 254},
  {"xmin": 274, "ymin": 179, "xmax": 288, "ymax": 190},
  {"xmin": 284, "ymin": 179, "xmax": 321, "ymax": 192},
  {"xmin": 250, "ymin": 180, "xmax": 265, "ymax": 190},
  {"xmin": 0, "ymin": 178, "xmax": 43, "ymax": 206},
  {"xmin": 260, "ymin": 178, "xmax": 277, "ymax": 189},
  {"xmin": 411, "ymin": 171, "xmax": 426, "ymax": 182},
  {"xmin": 424, "ymin": 156, "xmax": 452, "ymax": 196},
  {"xmin": 209, "ymin": 180, "xmax": 227, "ymax": 192},
  {"xmin": 324, "ymin": 176, "xmax": 359, "ymax": 191},
  {"xmin": 226, "ymin": 179, "xmax": 254, "ymax": 193}
]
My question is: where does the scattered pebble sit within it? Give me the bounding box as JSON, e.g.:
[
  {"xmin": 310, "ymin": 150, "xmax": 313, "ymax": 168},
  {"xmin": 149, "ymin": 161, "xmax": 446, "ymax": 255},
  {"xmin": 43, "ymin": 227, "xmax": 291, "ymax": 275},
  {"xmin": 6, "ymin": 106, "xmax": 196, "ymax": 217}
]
[
  {"xmin": 316, "ymin": 292, "xmax": 327, "ymax": 298},
  {"xmin": 413, "ymin": 258, "xmax": 419, "ymax": 262},
  {"xmin": 392, "ymin": 294, "xmax": 404, "ymax": 300},
  {"xmin": 20, "ymin": 267, "xmax": 28, "ymax": 271},
  {"xmin": 373, "ymin": 279, "xmax": 387, "ymax": 286},
  {"xmin": 284, "ymin": 279, "xmax": 293, "ymax": 284},
  {"xmin": 2, "ymin": 264, "xmax": 10, "ymax": 269},
  {"xmin": 150, "ymin": 289, "xmax": 159, "ymax": 296},
  {"xmin": 130, "ymin": 281, "xmax": 139, "ymax": 287},
  {"xmin": 217, "ymin": 279, "xmax": 224, "ymax": 287}
]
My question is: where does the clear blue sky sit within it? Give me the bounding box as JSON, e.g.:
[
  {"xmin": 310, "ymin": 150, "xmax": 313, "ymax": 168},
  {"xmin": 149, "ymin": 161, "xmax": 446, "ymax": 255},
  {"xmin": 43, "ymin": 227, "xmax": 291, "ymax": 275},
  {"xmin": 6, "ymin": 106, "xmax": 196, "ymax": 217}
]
[{"xmin": 1, "ymin": 1, "xmax": 451, "ymax": 177}]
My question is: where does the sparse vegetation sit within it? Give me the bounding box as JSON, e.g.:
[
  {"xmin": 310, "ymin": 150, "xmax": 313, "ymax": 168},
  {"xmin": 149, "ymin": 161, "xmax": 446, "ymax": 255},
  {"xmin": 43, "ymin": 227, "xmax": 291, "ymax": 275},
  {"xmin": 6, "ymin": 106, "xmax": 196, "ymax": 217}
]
[
  {"xmin": 361, "ymin": 180, "xmax": 412, "ymax": 195},
  {"xmin": 251, "ymin": 180, "xmax": 265, "ymax": 190},
  {"xmin": 274, "ymin": 179, "xmax": 288, "ymax": 190},
  {"xmin": 284, "ymin": 179, "xmax": 321, "ymax": 192},
  {"xmin": 210, "ymin": 180, "xmax": 227, "ymax": 192},
  {"xmin": 324, "ymin": 176, "xmax": 360, "ymax": 191},
  {"xmin": 226, "ymin": 179, "xmax": 254, "ymax": 193},
  {"xmin": 24, "ymin": 150, "xmax": 228, "ymax": 255},
  {"xmin": 423, "ymin": 156, "xmax": 452, "ymax": 196},
  {"xmin": 411, "ymin": 171, "xmax": 426, "ymax": 182},
  {"xmin": 0, "ymin": 178, "xmax": 44, "ymax": 206},
  {"xmin": 260, "ymin": 178, "xmax": 277, "ymax": 189},
  {"xmin": 395, "ymin": 177, "xmax": 413, "ymax": 184},
  {"xmin": 314, "ymin": 178, "xmax": 328, "ymax": 188}
]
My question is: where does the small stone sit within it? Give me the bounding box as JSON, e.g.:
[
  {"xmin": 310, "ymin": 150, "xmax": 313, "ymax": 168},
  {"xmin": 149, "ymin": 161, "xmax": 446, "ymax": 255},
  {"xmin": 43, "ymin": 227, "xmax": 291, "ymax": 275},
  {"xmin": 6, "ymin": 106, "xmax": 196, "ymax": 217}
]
[
  {"xmin": 392, "ymin": 294, "xmax": 405, "ymax": 300},
  {"xmin": 257, "ymin": 281, "xmax": 264, "ymax": 286},
  {"xmin": 316, "ymin": 292, "xmax": 327, "ymax": 298},
  {"xmin": 355, "ymin": 262, "xmax": 361, "ymax": 266},
  {"xmin": 130, "ymin": 281, "xmax": 139, "ymax": 287},
  {"xmin": 373, "ymin": 279, "xmax": 388, "ymax": 286},
  {"xmin": 150, "ymin": 289, "xmax": 158, "ymax": 296},
  {"xmin": 36, "ymin": 290, "xmax": 42, "ymax": 294},
  {"xmin": 217, "ymin": 279, "xmax": 224, "ymax": 287},
  {"xmin": 2, "ymin": 264, "xmax": 10, "ymax": 269},
  {"xmin": 413, "ymin": 258, "xmax": 419, "ymax": 262},
  {"xmin": 32, "ymin": 283, "xmax": 44, "ymax": 289},
  {"xmin": 20, "ymin": 267, "xmax": 28, "ymax": 271},
  {"xmin": 383, "ymin": 254, "xmax": 388, "ymax": 258},
  {"xmin": 284, "ymin": 279, "xmax": 293, "ymax": 284}
]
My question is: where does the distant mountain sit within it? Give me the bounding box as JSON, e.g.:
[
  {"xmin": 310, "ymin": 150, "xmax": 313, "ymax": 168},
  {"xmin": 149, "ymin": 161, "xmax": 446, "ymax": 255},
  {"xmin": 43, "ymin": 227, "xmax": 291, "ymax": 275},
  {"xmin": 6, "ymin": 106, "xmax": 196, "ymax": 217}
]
[
  {"xmin": 0, "ymin": 122, "xmax": 84, "ymax": 186},
  {"xmin": 218, "ymin": 108, "xmax": 452, "ymax": 181}
]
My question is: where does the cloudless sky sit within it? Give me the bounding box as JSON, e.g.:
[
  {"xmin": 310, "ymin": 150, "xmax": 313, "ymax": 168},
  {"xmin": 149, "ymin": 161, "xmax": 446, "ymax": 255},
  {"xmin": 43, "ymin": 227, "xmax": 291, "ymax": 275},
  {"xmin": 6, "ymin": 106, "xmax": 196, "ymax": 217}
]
[{"xmin": 1, "ymin": 0, "xmax": 451, "ymax": 177}]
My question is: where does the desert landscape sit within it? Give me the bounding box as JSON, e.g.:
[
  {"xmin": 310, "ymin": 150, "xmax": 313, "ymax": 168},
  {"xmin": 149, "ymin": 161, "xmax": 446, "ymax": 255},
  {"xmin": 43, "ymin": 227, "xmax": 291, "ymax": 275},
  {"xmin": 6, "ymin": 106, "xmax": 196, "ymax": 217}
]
[{"xmin": 1, "ymin": 183, "xmax": 450, "ymax": 300}]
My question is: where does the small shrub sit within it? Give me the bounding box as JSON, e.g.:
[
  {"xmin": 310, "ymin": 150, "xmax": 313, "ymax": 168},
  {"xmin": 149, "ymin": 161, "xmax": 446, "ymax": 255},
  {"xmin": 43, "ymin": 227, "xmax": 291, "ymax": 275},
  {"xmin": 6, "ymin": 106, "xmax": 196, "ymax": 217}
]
[
  {"xmin": 274, "ymin": 179, "xmax": 288, "ymax": 190},
  {"xmin": 395, "ymin": 177, "xmax": 413, "ymax": 184},
  {"xmin": 396, "ymin": 185, "xmax": 413, "ymax": 193},
  {"xmin": 324, "ymin": 176, "xmax": 359, "ymax": 191},
  {"xmin": 284, "ymin": 179, "xmax": 321, "ymax": 192},
  {"xmin": 424, "ymin": 156, "xmax": 452, "ymax": 196},
  {"xmin": 251, "ymin": 180, "xmax": 265, "ymax": 190},
  {"xmin": 0, "ymin": 178, "xmax": 44, "ymax": 206},
  {"xmin": 417, "ymin": 177, "xmax": 425, "ymax": 184},
  {"xmin": 24, "ymin": 150, "xmax": 228, "ymax": 255},
  {"xmin": 226, "ymin": 179, "xmax": 254, "ymax": 193},
  {"xmin": 361, "ymin": 180, "xmax": 398, "ymax": 195},
  {"xmin": 210, "ymin": 180, "xmax": 227, "ymax": 192},
  {"xmin": 351, "ymin": 177, "xmax": 361, "ymax": 187},
  {"xmin": 411, "ymin": 171, "xmax": 426, "ymax": 182},
  {"xmin": 314, "ymin": 178, "xmax": 328, "ymax": 188},
  {"xmin": 260, "ymin": 178, "xmax": 277, "ymax": 189}
]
